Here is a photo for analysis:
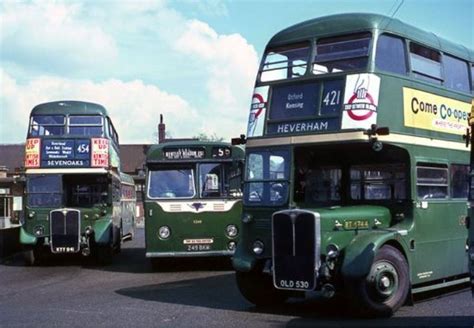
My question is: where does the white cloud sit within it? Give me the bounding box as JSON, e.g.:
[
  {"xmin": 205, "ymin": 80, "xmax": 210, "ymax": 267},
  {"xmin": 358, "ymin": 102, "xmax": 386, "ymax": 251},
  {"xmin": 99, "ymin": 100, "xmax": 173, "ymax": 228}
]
[
  {"xmin": 174, "ymin": 19, "xmax": 259, "ymax": 138},
  {"xmin": 0, "ymin": 70, "xmax": 198, "ymax": 144},
  {"xmin": 0, "ymin": 1, "xmax": 118, "ymax": 72},
  {"xmin": 0, "ymin": 1, "xmax": 259, "ymax": 143}
]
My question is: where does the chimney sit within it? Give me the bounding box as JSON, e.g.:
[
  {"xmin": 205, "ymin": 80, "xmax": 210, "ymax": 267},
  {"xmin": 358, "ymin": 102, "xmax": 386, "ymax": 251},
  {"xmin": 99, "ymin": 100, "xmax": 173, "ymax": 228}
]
[{"xmin": 158, "ymin": 114, "xmax": 166, "ymax": 144}]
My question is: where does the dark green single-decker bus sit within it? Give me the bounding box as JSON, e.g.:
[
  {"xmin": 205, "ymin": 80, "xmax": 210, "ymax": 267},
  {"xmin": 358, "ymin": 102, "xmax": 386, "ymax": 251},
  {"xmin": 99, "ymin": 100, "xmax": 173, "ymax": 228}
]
[{"xmin": 144, "ymin": 141, "xmax": 244, "ymax": 260}]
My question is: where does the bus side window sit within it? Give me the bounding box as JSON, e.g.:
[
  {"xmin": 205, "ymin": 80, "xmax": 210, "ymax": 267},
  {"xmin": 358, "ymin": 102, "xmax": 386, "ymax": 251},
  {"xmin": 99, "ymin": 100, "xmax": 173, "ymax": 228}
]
[
  {"xmin": 443, "ymin": 55, "xmax": 470, "ymax": 93},
  {"xmin": 375, "ymin": 34, "xmax": 407, "ymax": 75},
  {"xmin": 409, "ymin": 43, "xmax": 442, "ymax": 85},
  {"xmin": 416, "ymin": 164, "xmax": 448, "ymax": 199}
]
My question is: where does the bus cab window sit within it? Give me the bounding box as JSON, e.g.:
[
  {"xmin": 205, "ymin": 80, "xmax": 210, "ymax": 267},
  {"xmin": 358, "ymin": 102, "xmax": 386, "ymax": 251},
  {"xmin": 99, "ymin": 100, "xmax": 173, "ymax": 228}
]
[
  {"xmin": 200, "ymin": 163, "xmax": 223, "ymax": 198},
  {"xmin": 148, "ymin": 169, "xmax": 195, "ymax": 199},
  {"xmin": 304, "ymin": 167, "xmax": 341, "ymax": 204}
]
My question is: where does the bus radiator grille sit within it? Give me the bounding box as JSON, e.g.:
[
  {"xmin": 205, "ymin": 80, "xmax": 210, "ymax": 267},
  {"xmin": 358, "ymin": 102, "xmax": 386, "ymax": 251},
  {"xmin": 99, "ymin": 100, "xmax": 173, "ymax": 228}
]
[{"xmin": 50, "ymin": 209, "xmax": 81, "ymax": 253}]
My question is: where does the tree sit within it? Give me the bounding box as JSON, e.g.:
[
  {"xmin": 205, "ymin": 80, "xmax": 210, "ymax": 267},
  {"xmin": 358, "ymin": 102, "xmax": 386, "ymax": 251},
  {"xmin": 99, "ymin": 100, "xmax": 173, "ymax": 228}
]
[{"xmin": 193, "ymin": 132, "xmax": 224, "ymax": 142}]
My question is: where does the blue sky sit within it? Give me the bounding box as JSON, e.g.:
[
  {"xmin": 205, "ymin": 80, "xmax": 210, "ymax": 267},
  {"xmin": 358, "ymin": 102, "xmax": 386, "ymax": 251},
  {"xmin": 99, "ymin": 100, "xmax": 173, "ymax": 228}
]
[{"xmin": 1, "ymin": 0, "xmax": 473, "ymax": 144}]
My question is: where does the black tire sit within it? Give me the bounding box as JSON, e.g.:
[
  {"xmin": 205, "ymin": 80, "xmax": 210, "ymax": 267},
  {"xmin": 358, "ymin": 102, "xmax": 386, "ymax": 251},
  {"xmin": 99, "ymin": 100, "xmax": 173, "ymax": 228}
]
[
  {"xmin": 23, "ymin": 247, "xmax": 42, "ymax": 266},
  {"xmin": 94, "ymin": 245, "xmax": 114, "ymax": 265},
  {"xmin": 349, "ymin": 245, "xmax": 409, "ymax": 317},
  {"xmin": 236, "ymin": 269, "xmax": 289, "ymax": 306}
]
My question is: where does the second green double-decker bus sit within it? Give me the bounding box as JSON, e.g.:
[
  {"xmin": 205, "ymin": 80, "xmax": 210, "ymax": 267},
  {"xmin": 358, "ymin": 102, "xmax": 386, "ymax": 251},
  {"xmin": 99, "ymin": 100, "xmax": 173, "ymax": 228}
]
[
  {"xmin": 233, "ymin": 13, "xmax": 473, "ymax": 316},
  {"xmin": 144, "ymin": 141, "xmax": 244, "ymax": 259},
  {"xmin": 21, "ymin": 101, "xmax": 135, "ymax": 265}
]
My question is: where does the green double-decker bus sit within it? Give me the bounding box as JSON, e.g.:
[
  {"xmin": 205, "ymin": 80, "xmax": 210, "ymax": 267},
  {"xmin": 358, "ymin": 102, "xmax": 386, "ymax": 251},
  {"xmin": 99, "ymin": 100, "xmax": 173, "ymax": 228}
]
[
  {"xmin": 144, "ymin": 141, "xmax": 244, "ymax": 260},
  {"xmin": 468, "ymin": 102, "xmax": 474, "ymax": 297},
  {"xmin": 21, "ymin": 101, "xmax": 136, "ymax": 265},
  {"xmin": 233, "ymin": 13, "xmax": 474, "ymax": 316}
]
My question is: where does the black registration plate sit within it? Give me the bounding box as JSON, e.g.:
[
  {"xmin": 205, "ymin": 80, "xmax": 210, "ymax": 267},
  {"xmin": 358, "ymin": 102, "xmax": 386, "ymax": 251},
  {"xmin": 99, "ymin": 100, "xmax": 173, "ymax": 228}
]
[{"xmin": 50, "ymin": 209, "xmax": 80, "ymax": 253}]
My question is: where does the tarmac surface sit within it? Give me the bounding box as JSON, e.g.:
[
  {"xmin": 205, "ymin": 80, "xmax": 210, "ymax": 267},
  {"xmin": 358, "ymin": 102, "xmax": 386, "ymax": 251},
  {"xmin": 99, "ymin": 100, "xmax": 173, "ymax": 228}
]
[{"xmin": 0, "ymin": 228, "xmax": 473, "ymax": 328}]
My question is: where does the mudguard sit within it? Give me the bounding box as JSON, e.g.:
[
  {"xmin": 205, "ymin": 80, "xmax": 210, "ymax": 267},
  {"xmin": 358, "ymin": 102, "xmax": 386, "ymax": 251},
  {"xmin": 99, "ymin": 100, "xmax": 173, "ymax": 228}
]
[
  {"xmin": 232, "ymin": 244, "xmax": 257, "ymax": 272},
  {"xmin": 19, "ymin": 226, "xmax": 37, "ymax": 245},
  {"xmin": 93, "ymin": 218, "xmax": 114, "ymax": 245},
  {"xmin": 341, "ymin": 230, "xmax": 406, "ymax": 280}
]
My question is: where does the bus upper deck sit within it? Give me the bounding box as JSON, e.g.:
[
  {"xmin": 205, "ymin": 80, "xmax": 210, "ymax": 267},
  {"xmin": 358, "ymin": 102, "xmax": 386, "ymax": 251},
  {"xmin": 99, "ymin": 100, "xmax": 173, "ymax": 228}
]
[
  {"xmin": 25, "ymin": 100, "xmax": 120, "ymax": 170},
  {"xmin": 247, "ymin": 13, "xmax": 474, "ymax": 144}
]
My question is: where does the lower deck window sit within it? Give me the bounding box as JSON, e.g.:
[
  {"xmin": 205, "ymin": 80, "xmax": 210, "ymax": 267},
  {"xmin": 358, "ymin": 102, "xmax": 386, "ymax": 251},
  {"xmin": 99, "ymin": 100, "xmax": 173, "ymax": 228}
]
[{"xmin": 416, "ymin": 165, "xmax": 448, "ymax": 199}]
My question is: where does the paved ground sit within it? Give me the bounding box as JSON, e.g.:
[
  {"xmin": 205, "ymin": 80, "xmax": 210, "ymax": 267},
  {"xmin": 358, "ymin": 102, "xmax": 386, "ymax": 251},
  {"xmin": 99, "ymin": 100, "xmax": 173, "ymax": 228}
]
[{"xmin": 0, "ymin": 228, "xmax": 473, "ymax": 328}]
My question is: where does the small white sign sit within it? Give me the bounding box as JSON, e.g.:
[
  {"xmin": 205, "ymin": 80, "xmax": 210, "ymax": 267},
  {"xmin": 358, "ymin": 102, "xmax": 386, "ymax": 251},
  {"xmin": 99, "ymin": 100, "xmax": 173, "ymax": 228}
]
[
  {"xmin": 341, "ymin": 73, "xmax": 380, "ymax": 130},
  {"xmin": 247, "ymin": 86, "xmax": 269, "ymax": 137}
]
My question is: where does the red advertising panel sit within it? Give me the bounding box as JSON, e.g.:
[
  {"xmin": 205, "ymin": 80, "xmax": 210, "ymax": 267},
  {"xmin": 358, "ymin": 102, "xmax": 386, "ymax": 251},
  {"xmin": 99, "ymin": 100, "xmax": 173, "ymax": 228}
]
[
  {"xmin": 91, "ymin": 138, "xmax": 109, "ymax": 168},
  {"xmin": 25, "ymin": 138, "xmax": 41, "ymax": 168}
]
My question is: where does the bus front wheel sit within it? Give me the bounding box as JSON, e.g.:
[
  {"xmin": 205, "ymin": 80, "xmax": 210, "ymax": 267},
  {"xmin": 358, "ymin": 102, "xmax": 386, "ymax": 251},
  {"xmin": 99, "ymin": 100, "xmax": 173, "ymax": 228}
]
[
  {"xmin": 23, "ymin": 246, "xmax": 42, "ymax": 266},
  {"xmin": 349, "ymin": 245, "xmax": 409, "ymax": 317},
  {"xmin": 236, "ymin": 269, "xmax": 289, "ymax": 306}
]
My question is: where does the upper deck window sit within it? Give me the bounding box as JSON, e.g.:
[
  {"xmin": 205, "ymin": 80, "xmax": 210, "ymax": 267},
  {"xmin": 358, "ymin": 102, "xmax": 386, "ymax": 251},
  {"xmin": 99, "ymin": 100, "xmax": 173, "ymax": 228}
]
[
  {"xmin": 69, "ymin": 115, "xmax": 103, "ymax": 136},
  {"xmin": 409, "ymin": 43, "xmax": 442, "ymax": 84},
  {"xmin": 313, "ymin": 33, "xmax": 371, "ymax": 75},
  {"xmin": 443, "ymin": 55, "xmax": 470, "ymax": 93},
  {"xmin": 30, "ymin": 115, "xmax": 65, "ymax": 136},
  {"xmin": 260, "ymin": 43, "xmax": 310, "ymax": 82},
  {"xmin": 375, "ymin": 34, "xmax": 407, "ymax": 75}
]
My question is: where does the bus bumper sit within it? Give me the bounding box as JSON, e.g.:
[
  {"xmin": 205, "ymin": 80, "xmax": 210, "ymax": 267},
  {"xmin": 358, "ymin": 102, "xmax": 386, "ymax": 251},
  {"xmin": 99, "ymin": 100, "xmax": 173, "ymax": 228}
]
[{"xmin": 146, "ymin": 250, "xmax": 234, "ymax": 257}]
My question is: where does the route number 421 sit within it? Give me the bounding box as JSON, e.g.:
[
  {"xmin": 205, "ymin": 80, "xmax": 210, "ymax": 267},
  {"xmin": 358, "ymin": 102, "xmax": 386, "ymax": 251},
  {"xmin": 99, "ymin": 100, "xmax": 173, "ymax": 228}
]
[{"xmin": 323, "ymin": 90, "xmax": 341, "ymax": 106}]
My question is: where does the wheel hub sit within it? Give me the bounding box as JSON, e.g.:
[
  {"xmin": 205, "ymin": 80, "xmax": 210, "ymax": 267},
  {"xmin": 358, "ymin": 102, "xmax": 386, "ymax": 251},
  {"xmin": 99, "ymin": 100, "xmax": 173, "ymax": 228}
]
[{"xmin": 368, "ymin": 261, "xmax": 399, "ymax": 301}]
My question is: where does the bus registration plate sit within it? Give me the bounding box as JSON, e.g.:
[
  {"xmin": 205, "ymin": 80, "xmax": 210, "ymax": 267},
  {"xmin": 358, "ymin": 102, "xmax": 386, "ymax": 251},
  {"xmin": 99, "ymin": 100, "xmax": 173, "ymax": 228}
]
[{"xmin": 183, "ymin": 238, "xmax": 213, "ymax": 252}]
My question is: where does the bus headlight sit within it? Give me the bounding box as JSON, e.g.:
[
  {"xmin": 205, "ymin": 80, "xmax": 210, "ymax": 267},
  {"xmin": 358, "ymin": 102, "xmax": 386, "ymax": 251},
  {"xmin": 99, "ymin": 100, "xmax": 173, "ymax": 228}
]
[
  {"xmin": 158, "ymin": 226, "xmax": 171, "ymax": 239},
  {"xmin": 226, "ymin": 224, "xmax": 238, "ymax": 238},
  {"xmin": 252, "ymin": 240, "xmax": 264, "ymax": 255},
  {"xmin": 326, "ymin": 243, "xmax": 340, "ymax": 259},
  {"xmin": 85, "ymin": 226, "xmax": 94, "ymax": 236},
  {"xmin": 34, "ymin": 225, "xmax": 44, "ymax": 236}
]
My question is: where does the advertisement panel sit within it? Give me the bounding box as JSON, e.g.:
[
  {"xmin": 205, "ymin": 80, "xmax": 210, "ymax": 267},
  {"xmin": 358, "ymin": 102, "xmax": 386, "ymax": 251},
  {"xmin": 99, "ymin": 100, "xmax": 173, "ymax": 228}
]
[
  {"xmin": 25, "ymin": 138, "xmax": 41, "ymax": 168},
  {"xmin": 403, "ymin": 87, "xmax": 470, "ymax": 135}
]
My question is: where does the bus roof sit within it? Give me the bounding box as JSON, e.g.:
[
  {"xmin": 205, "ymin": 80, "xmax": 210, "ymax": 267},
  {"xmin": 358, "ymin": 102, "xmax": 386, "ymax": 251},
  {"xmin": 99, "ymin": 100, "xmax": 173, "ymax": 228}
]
[
  {"xmin": 147, "ymin": 140, "xmax": 245, "ymax": 162},
  {"xmin": 268, "ymin": 13, "xmax": 474, "ymax": 61},
  {"xmin": 30, "ymin": 101, "xmax": 110, "ymax": 117}
]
